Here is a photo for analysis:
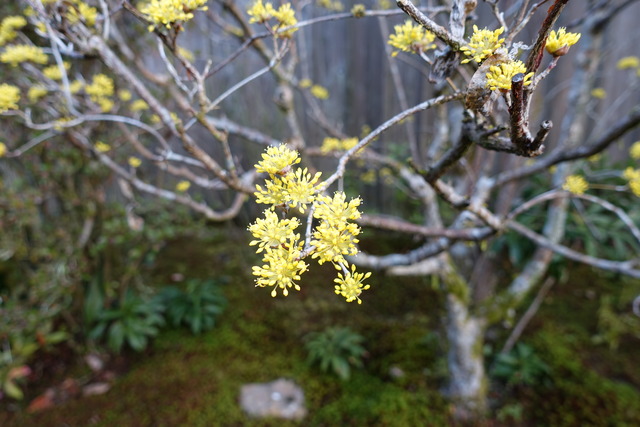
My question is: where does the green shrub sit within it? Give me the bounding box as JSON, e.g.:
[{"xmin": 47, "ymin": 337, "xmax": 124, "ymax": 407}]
[
  {"xmin": 159, "ymin": 278, "xmax": 226, "ymax": 334},
  {"xmin": 491, "ymin": 342, "xmax": 550, "ymax": 387},
  {"xmin": 526, "ymin": 327, "xmax": 640, "ymax": 425},
  {"xmin": 89, "ymin": 290, "xmax": 165, "ymax": 352},
  {"xmin": 305, "ymin": 327, "xmax": 366, "ymax": 380}
]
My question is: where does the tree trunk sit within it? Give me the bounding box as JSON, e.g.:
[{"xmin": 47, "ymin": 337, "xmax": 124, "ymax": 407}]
[{"xmin": 445, "ymin": 292, "xmax": 487, "ymax": 422}]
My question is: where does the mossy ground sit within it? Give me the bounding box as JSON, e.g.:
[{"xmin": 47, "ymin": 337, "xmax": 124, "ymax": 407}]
[{"xmin": 2, "ymin": 228, "xmax": 639, "ymax": 426}]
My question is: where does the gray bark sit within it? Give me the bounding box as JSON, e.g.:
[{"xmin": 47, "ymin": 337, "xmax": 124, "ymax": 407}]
[{"xmin": 445, "ymin": 293, "xmax": 488, "ymax": 420}]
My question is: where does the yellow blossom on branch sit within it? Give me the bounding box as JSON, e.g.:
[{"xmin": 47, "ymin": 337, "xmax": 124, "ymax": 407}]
[
  {"xmin": 96, "ymin": 97, "xmax": 114, "ymax": 112},
  {"xmin": 590, "ymin": 88, "xmax": 606, "ymax": 99},
  {"xmin": 252, "ymin": 241, "xmax": 308, "ymax": 297},
  {"xmin": 0, "ymin": 84, "xmax": 20, "ymax": 112},
  {"xmin": 283, "ymin": 168, "xmax": 322, "ymax": 213},
  {"xmin": 130, "ymin": 99, "xmax": 150, "ymax": 112},
  {"xmin": 255, "ymin": 143, "xmax": 300, "ymax": 175},
  {"xmin": 176, "ymin": 180, "xmax": 191, "ymax": 192},
  {"xmin": 617, "ymin": 56, "xmax": 640, "ymax": 70},
  {"xmin": 95, "ymin": 141, "xmax": 111, "ymax": 153},
  {"xmin": 249, "ymin": 144, "xmax": 371, "ymax": 303},
  {"xmin": 624, "ymin": 168, "xmax": 640, "ymax": 197},
  {"xmin": 311, "ymin": 220, "xmax": 360, "ymax": 266},
  {"xmin": 118, "ymin": 89, "xmax": 132, "ymax": 102},
  {"xmin": 128, "ymin": 156, "xmax": 142, "ymax": 168},
  {"xmin": 310, "ymin": 84, "xmax": 329, "ymax": 100},
  {"xmin": 388, "ymin": 20, "xmax": 436, "ymax": 56},
  {"xmin": 272, "ymin": 3, "xmax": 298, "ymax": 36},
  {"xmin": 545, "ymin": 27, "xmax": 580, "ymax": 56},
  {"xmin": 318, "ymin": 0, "xmax": 344, "ymax": 12},
  {"xmin": 314, "ymin": 191, "xmax": 362, "ymax": 225},
  {"xmin": 0, "ymin": 16, "xmax": 27, "ymax": 46},
  {"xmin": 623, "ymin": 167, "xmax": 640, "ymax": 181},
  {"xmin": 311, "ymin": 192, "xmax": 362, "ymax": 265},
  {"xmin": 247, "ymin": 0, "xmax": 298, "ymax": 36},
  {"xmin": 249, "ymin": 209, "xmax": 300, "ymax": 253},
  {"xmin": 460, "ymin": 25, "xmax": 505, "ymax": 63},
  {"xmin": 66, "ymin": 2, "xmax": 98, "ymax": 27},
  {"xmin": 334, "ymin": 264, "xmax": 371, "ymax": 304},
  {"xmin": 320, "ymin": 137, "xmax": 359, "ymax": 153},
  {"xmin": 0, "ymin": 142, "xmax": 7, "ymax": 157},
  {"xmin": 298, "ymin": 78, "xmax": 312, "ymax": 88},
  {"xmin": 562, "ymin": 174, "xmax": 588, "ymax": 195},
  {"xmin": 140, "ymin": 0, "xmax": 208, "ymax": 30},
  {"xmin": 247, "ymin": 0, "xmax": 276, "ymax": 24},
  {"xmin": 68, "ymin": 80, "xmax": 83, "ymax": 94},
  {"xmin": 28, "ymin": 86, "xmax": 48, "ymax": 103},
  {"xmin": 629, "ymin": 141, "xmax": 640, "ymax": 160},
  {"xmin": 321, "ymin": 137, "xmax": 341, "ymax": 154},
  {"xmin": 351, "ymin": 4, "xmax": 365, "ymax": 17},
  {"xmin": 255, "ymin": 176, "xmax": 290, "ymax": 207},
  {"xmin": 485, "ymin": 60, "xmax": 533, "ymax": 91},
  {"xmin": 85, "ymin": 73, "xmax": 114, "ymax": 99},
  {"xmin": 0, "ymin": 44, "xmax": 48, "ymax": 66},
  {"xmin": 42, "ymin": 62, "xmax": 71, "ymax": 80}
]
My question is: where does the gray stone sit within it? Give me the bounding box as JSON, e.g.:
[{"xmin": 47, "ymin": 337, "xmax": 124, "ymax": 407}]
[{"xmin": 239, "ymin": 378, "xmax": 306, "ymax": 420}]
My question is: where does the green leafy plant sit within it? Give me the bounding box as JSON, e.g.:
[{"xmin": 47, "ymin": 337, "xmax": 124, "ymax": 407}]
[
  {"xmin": 592, "ymin": 294, "xmax": 640, "ymax": 350},
  {"xmin": 496, "ymin": 402, "xmax": 524, "ymax": 423},
  {"xmin": 89, "ymin": 290, "xmax": 164, "ymax": 353},
  {"xmin": 159, "ymin": 279, "xmax": 227, "ymax": 334},
  {"xmin": 304, "ymin": 327, "xmax": 367, "ymax": 380},
  {"xmin": 491, "ymin": 343, "xmax": 550, "ymax": 387}
]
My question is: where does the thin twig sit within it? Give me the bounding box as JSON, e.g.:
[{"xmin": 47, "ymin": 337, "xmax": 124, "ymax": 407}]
[{"xmin": 501, "ymin": 277, "xmax": 555, "ymax": 354}]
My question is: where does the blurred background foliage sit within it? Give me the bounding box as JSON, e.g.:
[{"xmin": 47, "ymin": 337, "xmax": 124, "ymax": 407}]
[{"xmin": 0, "ymin": 0, "xmax": 639, "ymax": 424}]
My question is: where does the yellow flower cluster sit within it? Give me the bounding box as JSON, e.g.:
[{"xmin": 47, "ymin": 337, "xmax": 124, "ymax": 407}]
[
  {"xmin": 0, "ymin": 44, "xmax": 48, "ymax": 67},
  {"xmin": 388, "ymin": 20, "xmax": 436, "ymax": 56},
  {"xmin": 0, "ymin": 83, "xmax": 20, "ymax": 113},
  {"xmin": 247, "ymin": 0, "xmax": 298, "ymax": 37},
  {"xmin": 68, "ymin": 80, "xmax": 84, "ymax": 94},
  {"xmin": 562, "ymin": 174, "xmax": 588, "ymax": 195},
  {"xmin": 310, "ymin": 84, "xmax": 329, "ymax": 100},
  {"xmin": 28, "ymin": 86, "xmax": 48, "ymax": 103},
  {"xmin": 318, "ymin": 0, "xmax": 344, "ymax": 12},
  {"xmin": 176, "ymin": 180, "xmax": 191, "ymax": 192},
  {"xmin": 118, "ymin": 89, "xmax": 132, "ymax": 102},
  {"xmin": 630, "ymin": 141, "xmax": 640, "ymax": 160},
  {"xmin": 486, "ymin": 60, "xmax": 534, "ymax": 91},
  {"xmin": 66, "ymin": 1, "xmax": 98, "ymax": 27},
  {"xmin": 623, "ymin": 167, "xmax": 640, "ymax": 197},
  {"xmin": 128, "ymin": 156, "xmax": 142, "ymax": 168},
  {"xmin": 95, "ymin": 141, "xmax": 111, "ymax": 152},
  {"xmin": 335, "ymin": 264, "xmax": 371, "ymax": 304},
  {"xmin": 250, "ymin": 144, "xmax": 371, "ymax": 303},
  {"xmin": 311, "ymin": 192, "xmax": 362, "ymax": 266},
  {"xmin": 617, "ymin": 56, "xmax": 640, "ymax": 77},
  {"xmin": 130, "ymin": 99, "xmax": 150, "ymax": 112},
  {"xmin": 351, "ymin": 4, "xmax": 366, "ymax": 18},
  {"xmin": 255, "ymin": 143, "xmax": 301, "ymax": 175},
  {"xmin": 86, "ymin": 73, "xmax": 115, "ymax": 112},
  {"xmin": 617, "ymin": 56, "xmax": 640, "ymax": 70},
  {"xmin": 545, "ymin": 28, "xmax": 580, "ymax": 57},
  {"xmin": 42, "ymin": 62, "xmax": 71, "ymax": 80},
  {"xmin": 299, "ymin": 78, "xmax": 312, "ymax": 88},
  {"xmin": 0, "ymin": 16, "xmax": 27, "ymax": 46},
  {"xmin": 320, "ymin": 137, "xmax": 358, "ymax": 154},
  {"xmin": 249, "ymin": 209, "xmax": 301, "ymax": 253},
  {"xmin": 255, "ymin": 167, "xmax": 321, "ymax": 212},
  {"xmin": 460, "ymin": 25, "xmax": 505, "ymax": 63},
  {"xmin": 140, "ymin": 0, "xmax": 209, "ymax": 30},
  {"xmin": 591, "ymin": 88, "xmax": 606, "ymax": 99}
]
